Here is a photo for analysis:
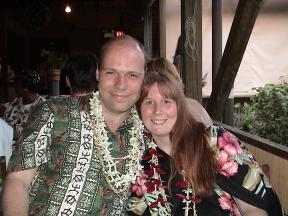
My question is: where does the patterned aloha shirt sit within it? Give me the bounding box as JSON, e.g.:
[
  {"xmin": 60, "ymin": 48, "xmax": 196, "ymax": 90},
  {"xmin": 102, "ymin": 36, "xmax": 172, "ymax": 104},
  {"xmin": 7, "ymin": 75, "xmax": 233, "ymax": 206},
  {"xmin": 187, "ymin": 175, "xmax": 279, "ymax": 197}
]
[{"xmin": 8, "ymin": 94, "xmax": 146, "ymax": 216}]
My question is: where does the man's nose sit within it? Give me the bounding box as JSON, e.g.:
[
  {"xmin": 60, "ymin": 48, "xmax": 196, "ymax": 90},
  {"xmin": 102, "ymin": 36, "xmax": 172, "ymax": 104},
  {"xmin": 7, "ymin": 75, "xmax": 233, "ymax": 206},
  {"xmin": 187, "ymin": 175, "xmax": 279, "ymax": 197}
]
[{"xmin": 115, "ymin": 74, "xmax": 127, "ymax": 90}]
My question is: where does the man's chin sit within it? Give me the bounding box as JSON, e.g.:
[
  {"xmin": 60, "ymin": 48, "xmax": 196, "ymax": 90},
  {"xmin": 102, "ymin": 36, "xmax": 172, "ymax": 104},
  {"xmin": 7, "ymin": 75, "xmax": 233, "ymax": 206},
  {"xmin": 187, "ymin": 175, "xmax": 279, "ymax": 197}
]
[{"xmin": 111, "ymin": 104, "xmax": 134, "ymax": 114}]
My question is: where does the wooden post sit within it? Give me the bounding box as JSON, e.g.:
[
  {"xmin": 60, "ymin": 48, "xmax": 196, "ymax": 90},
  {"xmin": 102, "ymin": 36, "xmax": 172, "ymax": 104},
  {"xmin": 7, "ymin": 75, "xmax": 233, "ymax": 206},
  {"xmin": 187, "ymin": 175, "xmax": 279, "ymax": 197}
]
[
  {"xmin": 182, "ymin": 0, "xmax": 202, "ymax": 102},
  {"xmin": 143, "ymin": 0, "xmax": 154, "ymax": 58},
  {"xmin": 207, "ymin": 0, "xmax": 263, "ymax": 121},
  {"xmin": 0, "ymin": 14, "xmax": 8, "ymax": 103},
  {"xmin": 159, "ymin": 0, "xmax": 166, "ymax": 58},
  {"xmin": 47, "ymin": 68, "xmax": 61, "ymax": 96},
  {"xmin": 212, "ymin": 0, "xmax": 222, "ymax": 85}
]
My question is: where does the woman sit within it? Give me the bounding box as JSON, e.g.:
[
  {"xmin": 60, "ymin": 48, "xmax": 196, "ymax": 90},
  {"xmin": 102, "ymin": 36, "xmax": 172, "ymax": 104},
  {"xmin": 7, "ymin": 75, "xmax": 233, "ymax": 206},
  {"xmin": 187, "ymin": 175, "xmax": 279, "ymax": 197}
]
[
  {"xmin": 127, "ymin": 70, "xmax": 285, "ymax": 215},
  {"xmin": 147, "ymin": 57, "xmax": 212, "ymax": 127}
]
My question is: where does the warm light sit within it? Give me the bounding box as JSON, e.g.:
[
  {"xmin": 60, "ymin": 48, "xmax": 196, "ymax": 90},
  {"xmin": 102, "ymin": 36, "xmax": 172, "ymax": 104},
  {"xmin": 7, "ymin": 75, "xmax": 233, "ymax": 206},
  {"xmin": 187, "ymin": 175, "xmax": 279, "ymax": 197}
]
[
  {"xmin": 65, "ymin": 5, "xmax": 71, "ymax": 13},
  {"xmin": 115, "ymin": 31, "xmax": 125, "ymax": 37}
]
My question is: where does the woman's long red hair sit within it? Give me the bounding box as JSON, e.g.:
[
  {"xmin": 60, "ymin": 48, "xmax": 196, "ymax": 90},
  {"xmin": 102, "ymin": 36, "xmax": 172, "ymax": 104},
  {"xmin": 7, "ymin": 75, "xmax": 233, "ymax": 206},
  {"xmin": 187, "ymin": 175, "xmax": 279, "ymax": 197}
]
[{"xmin": 138, "ymin": 60, "xmax": 218, "ymax": 197}]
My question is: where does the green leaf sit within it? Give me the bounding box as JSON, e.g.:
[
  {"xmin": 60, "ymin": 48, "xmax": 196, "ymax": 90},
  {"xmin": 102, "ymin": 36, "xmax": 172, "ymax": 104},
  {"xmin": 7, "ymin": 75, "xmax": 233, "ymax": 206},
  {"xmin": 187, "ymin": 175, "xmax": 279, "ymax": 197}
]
[{"xmin": 241, "ymin": 83, "xmax": 288, "ymax": 146}]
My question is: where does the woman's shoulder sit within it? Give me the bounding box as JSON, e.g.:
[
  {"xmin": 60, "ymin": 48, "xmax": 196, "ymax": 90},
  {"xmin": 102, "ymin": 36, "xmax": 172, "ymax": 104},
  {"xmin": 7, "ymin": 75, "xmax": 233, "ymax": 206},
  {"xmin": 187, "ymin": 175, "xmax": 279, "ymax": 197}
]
[
  {"xmin": 207, "ymin": 125, "xmax": 255, "ymax": 176},
  {"xmin": 208, "ymin": 125, "xmax": 268, "ymax": 193},
  {"xmin": 207, "ymin": 125, "xmax": 240, "ymax": 147}
]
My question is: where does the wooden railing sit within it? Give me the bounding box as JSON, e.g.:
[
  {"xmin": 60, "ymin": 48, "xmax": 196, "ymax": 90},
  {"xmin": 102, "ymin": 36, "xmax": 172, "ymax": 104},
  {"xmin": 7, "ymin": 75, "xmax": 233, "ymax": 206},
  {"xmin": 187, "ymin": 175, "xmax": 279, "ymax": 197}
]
[{"xmin": 214, "ymin": 121, "xmax": 288, "ymax": 211}]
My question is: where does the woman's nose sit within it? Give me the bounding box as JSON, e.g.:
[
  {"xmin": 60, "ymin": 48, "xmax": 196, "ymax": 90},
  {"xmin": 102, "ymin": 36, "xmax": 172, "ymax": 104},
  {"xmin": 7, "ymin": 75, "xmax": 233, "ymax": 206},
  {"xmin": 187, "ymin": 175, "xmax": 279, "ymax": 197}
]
[{"xmin": 153, "ymin": 103, "xmax": 162, "ymax": 114}]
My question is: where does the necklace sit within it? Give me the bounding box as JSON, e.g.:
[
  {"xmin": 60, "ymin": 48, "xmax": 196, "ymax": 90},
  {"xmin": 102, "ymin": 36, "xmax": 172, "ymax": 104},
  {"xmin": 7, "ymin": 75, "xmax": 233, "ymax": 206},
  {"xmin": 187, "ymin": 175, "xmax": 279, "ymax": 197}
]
[
  {"xmin": 89, "ymin": 91, "xmax": 145, "ymax": 194},
  {"xmin": 131, "ymin": 139, "xmax": 200, "ymax": 216},
  {"xmin": 130, "ymin": 127, "xmax": 245, "ymax": 216}
]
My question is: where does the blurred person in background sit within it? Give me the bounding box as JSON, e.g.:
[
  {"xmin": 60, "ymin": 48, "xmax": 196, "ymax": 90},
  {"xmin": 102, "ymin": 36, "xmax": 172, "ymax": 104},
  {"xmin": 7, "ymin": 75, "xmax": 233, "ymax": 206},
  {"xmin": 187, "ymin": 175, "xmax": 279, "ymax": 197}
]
[
  {"xmin": 0, "ymin": 70, "xmax": 46, "ymax": 138},
  {"xmin": 64, "ymin": 51, "xmax": 98, "ymax": 96}
]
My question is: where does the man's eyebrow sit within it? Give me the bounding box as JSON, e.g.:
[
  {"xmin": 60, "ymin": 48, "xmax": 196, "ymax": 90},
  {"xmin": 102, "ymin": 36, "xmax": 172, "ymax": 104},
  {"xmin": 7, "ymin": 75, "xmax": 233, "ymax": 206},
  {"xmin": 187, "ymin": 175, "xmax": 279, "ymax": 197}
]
[
  {"xmin": 100, "ymin": 68, "xmax": 144, "ymax": 75},
  {"xmin": 128, "ymin": 71, "xmax": 144, "ymax": 75},
  {"xmin": 100, "ymin": 66, "xmax": 112, "ymax": 70},
  {"xmin": 100, "ymin": 68, "xmax": 116, "ymax": 71}
]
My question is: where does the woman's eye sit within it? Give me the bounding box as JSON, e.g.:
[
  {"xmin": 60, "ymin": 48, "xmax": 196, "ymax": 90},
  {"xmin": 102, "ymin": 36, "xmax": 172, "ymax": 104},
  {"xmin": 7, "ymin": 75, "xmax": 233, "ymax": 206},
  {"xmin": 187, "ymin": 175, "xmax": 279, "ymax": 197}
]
[
  {"xmin": 143, "ymin": 100, "xmax": 152, "ymax": 105},
  {"xmin": 163, "ymin": 99, "xmax": 171, "ymax": 104}
]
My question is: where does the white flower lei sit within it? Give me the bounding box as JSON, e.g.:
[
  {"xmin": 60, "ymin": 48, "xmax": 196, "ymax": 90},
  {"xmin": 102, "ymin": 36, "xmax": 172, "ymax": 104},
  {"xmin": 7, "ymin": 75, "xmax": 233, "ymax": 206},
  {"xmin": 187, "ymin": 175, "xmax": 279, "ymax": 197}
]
[{"xmin": 89, "ymin": 91, "xmax": 145, "ymax": 194}]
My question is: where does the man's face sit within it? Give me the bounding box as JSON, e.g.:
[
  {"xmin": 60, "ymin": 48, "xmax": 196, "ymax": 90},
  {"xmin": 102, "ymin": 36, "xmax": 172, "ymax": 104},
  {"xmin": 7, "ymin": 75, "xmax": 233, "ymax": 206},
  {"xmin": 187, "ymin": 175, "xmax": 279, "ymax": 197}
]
[{"xmin": 97, "ymin": 44, "xmax": 145, "ymax": 116}]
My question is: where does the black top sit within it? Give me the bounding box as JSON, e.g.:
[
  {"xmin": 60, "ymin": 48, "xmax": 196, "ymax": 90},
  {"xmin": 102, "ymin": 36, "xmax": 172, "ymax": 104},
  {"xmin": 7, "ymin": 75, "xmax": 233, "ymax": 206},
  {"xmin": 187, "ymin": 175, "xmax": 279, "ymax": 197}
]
[{"xmin": 127, "ymin": 126, "xmax": 285, "ymax": 216}]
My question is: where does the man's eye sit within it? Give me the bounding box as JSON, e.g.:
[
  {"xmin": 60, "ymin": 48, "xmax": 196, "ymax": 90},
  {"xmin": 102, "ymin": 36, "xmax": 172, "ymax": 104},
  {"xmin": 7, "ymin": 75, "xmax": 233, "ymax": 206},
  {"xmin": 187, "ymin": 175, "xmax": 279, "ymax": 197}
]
[
  {"xmin": 105, "ymin": 71, "xmax": 114, "ymax": 75},
  {"xmin": 127, "ymin": 73, "xmax": 139, "ymax": 78}
]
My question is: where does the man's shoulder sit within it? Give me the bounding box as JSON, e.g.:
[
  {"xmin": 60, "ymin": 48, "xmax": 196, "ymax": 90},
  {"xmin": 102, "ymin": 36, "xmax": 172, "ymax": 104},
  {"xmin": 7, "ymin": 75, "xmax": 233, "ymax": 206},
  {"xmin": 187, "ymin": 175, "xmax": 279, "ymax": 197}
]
[
  {"xmin": 47, "ymin": 95, "xmax": 92, "ymax": 114},
  {"xmin": 45, "ymin": 95, "xmax": 79, "ymax": 108},
  {"xmin": 29, "ymin": 96, "xmax": 71, "ymax": 113},
  {"xmin": 47, "ymin": 95, "xmax": 70, "ymax": 103},
  {"xmin": 47, "ymin": 95, "xmax": 91, "ymax": 103}
]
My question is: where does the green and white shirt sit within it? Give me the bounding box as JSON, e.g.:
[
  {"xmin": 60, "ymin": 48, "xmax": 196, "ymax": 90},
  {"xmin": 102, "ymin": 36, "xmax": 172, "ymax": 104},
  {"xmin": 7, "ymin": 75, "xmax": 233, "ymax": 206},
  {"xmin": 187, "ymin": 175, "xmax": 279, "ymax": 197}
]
[{"xmin": 8, "ymin": 95, "xmax": 145, "ymax": 216}]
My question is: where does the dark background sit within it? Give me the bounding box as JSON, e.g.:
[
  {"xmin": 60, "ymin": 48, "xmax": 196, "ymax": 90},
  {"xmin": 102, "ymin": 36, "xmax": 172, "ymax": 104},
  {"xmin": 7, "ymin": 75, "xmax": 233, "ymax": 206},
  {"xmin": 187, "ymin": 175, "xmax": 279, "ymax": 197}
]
[{"xmin": 0, "ymin": 0, "xmax": 159, "ymax": 72}]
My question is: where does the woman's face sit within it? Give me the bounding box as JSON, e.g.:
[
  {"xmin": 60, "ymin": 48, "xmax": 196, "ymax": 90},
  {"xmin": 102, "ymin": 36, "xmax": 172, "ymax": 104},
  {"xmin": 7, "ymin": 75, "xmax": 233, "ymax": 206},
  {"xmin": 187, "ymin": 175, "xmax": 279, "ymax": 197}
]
[{"xmin": 140, "ymin": 83, "xmax": 177, "ymax": 140}]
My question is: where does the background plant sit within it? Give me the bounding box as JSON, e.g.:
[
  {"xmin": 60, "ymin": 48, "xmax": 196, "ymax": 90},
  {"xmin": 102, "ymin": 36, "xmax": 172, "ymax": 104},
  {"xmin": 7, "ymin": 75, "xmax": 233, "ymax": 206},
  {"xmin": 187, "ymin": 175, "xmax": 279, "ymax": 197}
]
[{"xmin": 242, "ymin": 83, "xmax": 288, "ymax": 146}]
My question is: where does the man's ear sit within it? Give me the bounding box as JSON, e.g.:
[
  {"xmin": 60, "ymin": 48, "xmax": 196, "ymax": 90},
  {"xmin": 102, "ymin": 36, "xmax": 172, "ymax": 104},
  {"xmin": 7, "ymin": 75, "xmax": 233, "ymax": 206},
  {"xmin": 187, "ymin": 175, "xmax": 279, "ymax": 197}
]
[
  {"xmin": 96, "ymin": 69, "xmax": 99, "ymax": 81},
  {"xmin": 65, "ymin": 75, "xmax": 71, "ymax": 88}
]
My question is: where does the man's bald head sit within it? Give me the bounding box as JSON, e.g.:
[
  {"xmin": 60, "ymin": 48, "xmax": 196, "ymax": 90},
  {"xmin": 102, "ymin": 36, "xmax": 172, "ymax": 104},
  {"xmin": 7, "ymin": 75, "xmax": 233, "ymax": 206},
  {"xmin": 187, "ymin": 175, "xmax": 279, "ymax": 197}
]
[{"xmin": 99, "ymin": 35, "xmax": 147, "ymax": 71}]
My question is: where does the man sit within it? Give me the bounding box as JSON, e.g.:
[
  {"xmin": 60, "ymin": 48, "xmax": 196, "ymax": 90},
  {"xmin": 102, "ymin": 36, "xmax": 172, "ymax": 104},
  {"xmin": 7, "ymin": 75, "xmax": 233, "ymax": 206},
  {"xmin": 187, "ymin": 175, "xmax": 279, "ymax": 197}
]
[{"xmin": 2, "ymin": 35, "xmax": 147, "ymax": 215}]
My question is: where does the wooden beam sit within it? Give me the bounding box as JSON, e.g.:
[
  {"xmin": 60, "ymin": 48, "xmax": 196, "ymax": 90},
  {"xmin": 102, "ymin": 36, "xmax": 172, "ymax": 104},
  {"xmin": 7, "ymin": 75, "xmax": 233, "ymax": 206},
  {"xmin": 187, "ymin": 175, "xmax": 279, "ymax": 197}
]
[
  {"xmin": 182, "ymin": 0, "xmax": 202, "ymax": 102},
  {"xmin": 0, "ymin": 14, "xmax": 8, "ymax": 103},
  {"xmin": 159, "ymin": 0, "xmax": 166, "ymax": 58},
  {"xmin": 214, "ymin": 121, "xmax": 288, "ymax": 160},
  {"xmin": 143, "ymin": 1, "xmax": 153, "ymax": 58},
  {"xmin": 207, "ymin": 0, "xmax": 263, "ymax": 121},
  {"xmin": 212, "ymin": 0, "xmax": 222, "ymax": 84}
]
